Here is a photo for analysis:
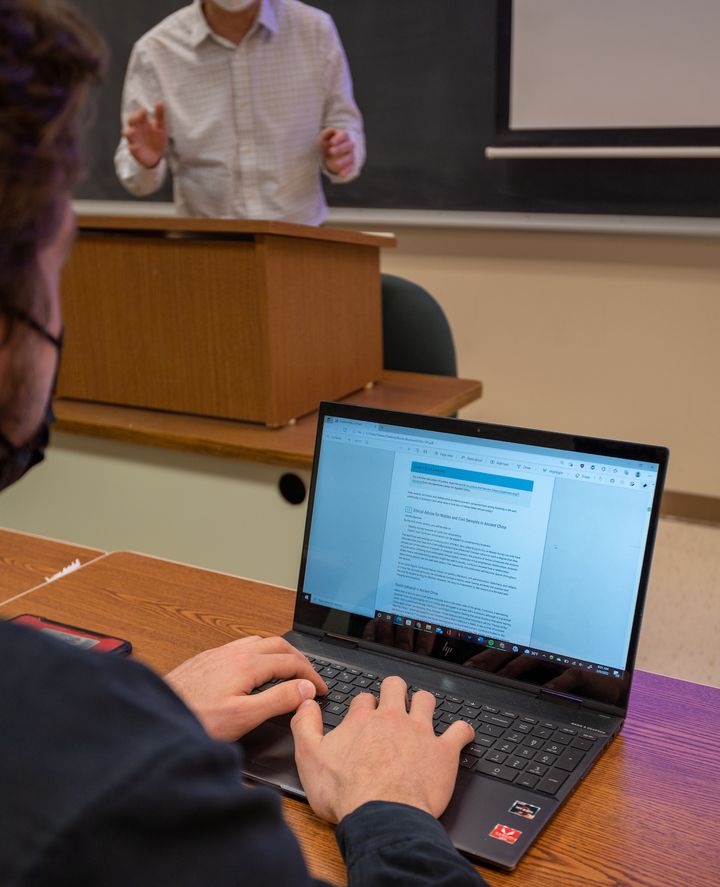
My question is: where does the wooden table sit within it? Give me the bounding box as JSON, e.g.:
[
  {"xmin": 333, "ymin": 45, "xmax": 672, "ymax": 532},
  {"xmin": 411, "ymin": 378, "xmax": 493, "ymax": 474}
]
[
  {"xmin": 0, "ymin": 528, "xmax": 104, "ymax": 604},
  {"xmin": 2, "ymin": 550, "xmax": 718, "ymax": 886}
]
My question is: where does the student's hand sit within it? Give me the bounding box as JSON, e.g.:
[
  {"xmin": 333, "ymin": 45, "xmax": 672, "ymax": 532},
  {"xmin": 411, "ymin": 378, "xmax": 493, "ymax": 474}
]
[
  {"xmin": 165, "ymin": 635, "xmax": 327, "ymax": 742},
  {"xmin": 123, "ymin": 101, "xmax": 168, "ymax": 169},
  {"xmin": 320, "ymin": 127, "xmax": 356, "ymax": 177},
  {"xmin": 291, "ymin": 676, "xmax": 474, "ymax": 822}
]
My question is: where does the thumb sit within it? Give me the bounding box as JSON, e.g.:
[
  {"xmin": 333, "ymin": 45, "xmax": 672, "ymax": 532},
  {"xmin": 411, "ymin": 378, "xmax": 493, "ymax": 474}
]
[
  {"xmin": 240, "ymin": 679, "xmax": 316, "ymax": 733},
  {"xmin": 154, "ymin": 101, "xmax": 166, "ymax": 130},
  {"xmin": 319, "ymin": 127, "xmax": 336, "ymax": 144},
  {"xmin": 290, "ymin": 697, "xmax": 324, "ymax": 757}
]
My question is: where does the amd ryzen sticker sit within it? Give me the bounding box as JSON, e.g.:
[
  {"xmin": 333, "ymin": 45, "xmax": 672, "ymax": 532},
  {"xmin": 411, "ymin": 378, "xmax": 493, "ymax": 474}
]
[
  {"xmin": 509, "ymin": 800, "xmax": 541, "ymax": 820},
  {"xmin": 489, "ymin": 824, "xmax": 522, "ymax": 844}
]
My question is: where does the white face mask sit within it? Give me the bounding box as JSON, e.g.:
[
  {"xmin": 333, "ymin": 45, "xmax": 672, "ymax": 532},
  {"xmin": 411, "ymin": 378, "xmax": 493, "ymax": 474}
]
[{"xmin": 211, "ymin": 0, "xmax": 257, "ymax": 12}]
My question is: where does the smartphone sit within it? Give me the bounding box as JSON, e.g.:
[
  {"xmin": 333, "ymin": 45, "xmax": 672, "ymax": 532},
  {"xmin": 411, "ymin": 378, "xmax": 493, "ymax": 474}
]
[{"xmin": 7, "ymin": 614, "xmax": 132, "ymax": 655}]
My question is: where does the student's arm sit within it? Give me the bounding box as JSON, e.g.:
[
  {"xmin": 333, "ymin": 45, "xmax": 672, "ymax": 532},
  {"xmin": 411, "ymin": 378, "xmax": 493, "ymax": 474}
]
[
  {"xmin": 319, "ymin": 18, "xmax": 366, "ymax": 183},
  {"xmin": 114, "ymin": 43, "xmax": 169, "ymax": 196}
]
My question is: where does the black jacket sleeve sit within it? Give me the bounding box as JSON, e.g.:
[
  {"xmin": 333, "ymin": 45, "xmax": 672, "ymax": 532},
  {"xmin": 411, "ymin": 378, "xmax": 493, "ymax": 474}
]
[{"xmin": 338, "ymin": 802, "xmax": 488, "ymax": 886}]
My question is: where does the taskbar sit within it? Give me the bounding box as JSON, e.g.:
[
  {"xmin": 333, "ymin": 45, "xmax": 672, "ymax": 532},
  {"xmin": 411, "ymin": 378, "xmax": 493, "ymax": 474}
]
[{"xmin": 373, "ymin": 609, "xmax": 625, "ymax": 680}]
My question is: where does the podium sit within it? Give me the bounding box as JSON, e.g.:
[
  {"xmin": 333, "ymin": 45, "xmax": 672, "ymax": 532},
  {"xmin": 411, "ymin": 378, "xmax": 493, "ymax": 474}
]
[{"xmin": 57, "ymin": 216, "xmax": 394, "ymax": 427}]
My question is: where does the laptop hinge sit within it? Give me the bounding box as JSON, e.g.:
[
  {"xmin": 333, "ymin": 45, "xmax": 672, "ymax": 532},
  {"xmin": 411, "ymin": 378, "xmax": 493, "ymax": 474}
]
[
  {"xmin": 537, "ymin": 688, "xmax": 584, "ymax": 706},
  {"xmin": 321, "ymin": 633, "xmax": 359, "ymax": 650}
]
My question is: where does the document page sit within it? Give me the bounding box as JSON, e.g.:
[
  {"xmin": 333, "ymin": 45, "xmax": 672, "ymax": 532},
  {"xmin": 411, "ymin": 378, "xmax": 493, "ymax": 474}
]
[{"xmin": 374, "ymin": 458, "xmax": 555, "ymax": 644}]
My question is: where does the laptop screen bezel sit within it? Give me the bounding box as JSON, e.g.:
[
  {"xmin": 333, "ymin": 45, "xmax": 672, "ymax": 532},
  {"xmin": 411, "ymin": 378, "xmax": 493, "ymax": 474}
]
[{"xmin": 293, "ymin": 402, "xmax": 668, "ymax": 716}]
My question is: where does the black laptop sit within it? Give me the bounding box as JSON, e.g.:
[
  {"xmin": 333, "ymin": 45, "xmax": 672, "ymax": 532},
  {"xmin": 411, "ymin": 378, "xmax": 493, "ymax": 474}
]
[{"xmin": 241, "ymin": 402, "xmax": 668, "ymax": 870}]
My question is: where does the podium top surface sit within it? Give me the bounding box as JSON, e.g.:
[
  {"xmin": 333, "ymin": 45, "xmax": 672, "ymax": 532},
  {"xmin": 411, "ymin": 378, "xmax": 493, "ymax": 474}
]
[{"xmin": 76, "ymin": 215, "xmax": 396, "ymax": 248}]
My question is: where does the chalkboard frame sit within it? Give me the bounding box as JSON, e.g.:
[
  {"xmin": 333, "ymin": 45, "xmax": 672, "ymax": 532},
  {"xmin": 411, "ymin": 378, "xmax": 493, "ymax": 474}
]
[{"xmin": 494, "ymin": 0, "xmax": 720, "ymax": 149}]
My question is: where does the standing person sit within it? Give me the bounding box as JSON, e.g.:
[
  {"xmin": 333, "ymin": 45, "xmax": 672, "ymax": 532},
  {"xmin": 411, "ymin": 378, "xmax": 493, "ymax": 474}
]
[
  {"xmin": 0, "ymin": 2, "xmax": 487, "ymax": 884},
  {"xmin": 114, "ymin": 0, "xmax": 365, "ymax": 224}
]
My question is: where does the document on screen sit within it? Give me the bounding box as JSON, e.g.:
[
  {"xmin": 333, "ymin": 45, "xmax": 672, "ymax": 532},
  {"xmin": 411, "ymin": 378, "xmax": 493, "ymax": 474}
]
[{"xmin": 374, "ymin": 458, "xmax": 555, "ymax": 644}]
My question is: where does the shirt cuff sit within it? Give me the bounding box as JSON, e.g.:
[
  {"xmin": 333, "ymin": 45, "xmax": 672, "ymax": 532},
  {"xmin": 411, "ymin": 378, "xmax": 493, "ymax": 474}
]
[{"xmin": 115, "ymin": 144, "xmax": 168, "ymax": 197}]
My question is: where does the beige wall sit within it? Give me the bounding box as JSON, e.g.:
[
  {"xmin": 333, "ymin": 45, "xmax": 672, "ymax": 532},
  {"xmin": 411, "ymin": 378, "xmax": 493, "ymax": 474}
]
[{"xmin": 356, "ymin": 225, "xmax": 719, "ymax": 498}]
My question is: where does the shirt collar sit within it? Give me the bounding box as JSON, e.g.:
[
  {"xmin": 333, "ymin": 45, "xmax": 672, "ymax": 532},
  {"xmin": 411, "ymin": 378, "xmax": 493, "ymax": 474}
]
[{"xmin": 189, "ymin": 0, "xmax": 278, "ymax": 48}]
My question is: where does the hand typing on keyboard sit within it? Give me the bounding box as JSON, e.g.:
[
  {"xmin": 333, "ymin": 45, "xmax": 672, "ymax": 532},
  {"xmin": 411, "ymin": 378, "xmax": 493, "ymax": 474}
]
[
  {"xmin": 165, "ymin": 635, "xmax": 327, "ymax": 741},
  {"xmin": 291, "ymin": 675, "xmax": 475, "ymax": 823}
]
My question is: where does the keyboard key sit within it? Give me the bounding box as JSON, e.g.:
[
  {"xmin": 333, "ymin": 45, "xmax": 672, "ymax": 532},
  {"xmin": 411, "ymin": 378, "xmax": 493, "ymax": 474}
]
[
  {"xmin": 326, "ymin": 702, "xmax": 346, "ymax": 716},
  {"xmin": 347, "ymin": 667, "xmax": 361, "ymax": 676},
  {"xmin": 521, "ymin": 716, "xmax": 538, "ymax": 724},
  {"xmin": 440, "ymin": 712, "xmax": 463, "ymax": 725},
  {"xmin": 535, "ymin": 769, "xmax": 569, "ymax": 794},
  {"xmin": 543, "ymin": 743, "xmax": 563, "ymax": 756},
  {"xmin": 517, "ymin": 746, "xmax": 535, "ymax": 759},
  {"xmin": 536, "ymin": 752, "xmax": 558, "ymax": 767},
  {"xmin": 327, "ymin": 692, "xmax": 348, "ymax": 704},
  {"xmin": 560, "ymin": 727, "xmax": 577, "ymax": 735},
  {"xmin": 362, "ymin": 672, "xmax": 378, "ymax": 680},
  {"xmin": 506, "ymin": 756, "xmax": 527, "ymax": 770},
  {"xmin": 319, "ymin": 667, "xmax": 339, "ymax": 678},
  {"xmin": 460, "ymin": 707, "xmax": 479, "ymax": 719},
  {"xmin": 581, "ymin": 732, "xmax": 603, "ymax": 741},
  {"xmin": 541, "ymin": 721, "xmax": 557, "ymax": 730},
  {"xmin": 526, "ymin": 762, "xmax": 548, "ymax": 777},
  {"xmin": 322, "ymin": 712, "xmax": 343, "ymax": 728},
  {"xmin": 501, "ymin": 710, "xmax": 518, "ymax": 720},
  {"xmin": 314, "ymin": 659, "xmax": 330, "ymax": 667},
  {"xmin": 354, "ymin": 677, "xmax": 372, "ymax": 688},
  {"xmin": 551, "ymin": 731, "xmax": 572, "ymax": 745},
  {"xmin": 485, "ymin": 750, "xmax": 508, "ymax": 764},
  {"xmin": 335, "ymin": 683, "xmax": 353, "ymax": 695},
  {"xmin": 440, "ymin": 700, "xmax": 462, "ymax": 714},
  {"xmin": 523, "ymin": 736, "xmax": 544, "ymax": 750},
  {"xmin": 515, "ymin": 772, "xmax": 540, "ymax": 789},
  {"xmin": 505, "ymin": 731, "xmax": 523, "ymax": 744},
  {"xmin": 556, "ymin": 750, "xmax": 585, "ymax": 772},
  {"xmin": 515, "ymin": 722, "xmax": 533, "ymax": 734},
  {"xmin": 337, "ymin": 672, "xmax": 355, "ymax": 684},
  {"xmin": 494, "ymin": 740, "xmax": 517, "ymax": 754},
  {"xmin": 480, "ymin": 713, "xmax": 512, "ymax": 728},
  {"xmin": 571, "ymin": 738, "xmax": 593, "ymax": 752},
  {"xmin": 468, "ymin": 739, "xmax": 494, "ymax": 753},
  {"xmin": 431, "ymin": 690, "xmax": 446, "ymax": 700},
  {"xmin": 465, "ymin": 699, "xmax": 480, "ymax": 708},
  {"xmin": 474, "ymin": 761, "xmax": 517, "ymax": 782},
  {"xmin": 459, "ymin": 753, "xmax": 479, "ymax": 770},
  {"xmin": 435, "ymin": 722, "xmax": 449, "ymax": 735},
  {"xmin": 532, "ymin": 726, "xmax": 553, "ymax": 739},
  {"xmin": 482, "ymin": 704, "xmax": 499, "ymax": 713},
  {"xmin": 446, "ymin": 695, "xmax": 463, "ymax": 704},
  {"xmin": 478, "ymin": 723, "xmax": 504, "ymax": 738}
]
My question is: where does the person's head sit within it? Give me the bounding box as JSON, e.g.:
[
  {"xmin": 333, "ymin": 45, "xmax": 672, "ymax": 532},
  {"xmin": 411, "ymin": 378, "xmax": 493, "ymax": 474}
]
[{"xmin": 0, "ymin": 0, "xmax": 103, "ymax": 482}]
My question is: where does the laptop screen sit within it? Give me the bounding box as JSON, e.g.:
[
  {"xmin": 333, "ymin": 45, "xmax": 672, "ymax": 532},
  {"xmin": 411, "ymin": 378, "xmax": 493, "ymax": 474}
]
[{"xmin": 295, "ymin": 404, "xmax": 668, "ymax": 711}]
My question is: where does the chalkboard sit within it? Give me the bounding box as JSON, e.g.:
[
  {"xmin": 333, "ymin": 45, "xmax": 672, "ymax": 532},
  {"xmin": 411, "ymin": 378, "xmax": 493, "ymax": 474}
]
[{"xmin": 73, "ymin": 0, "xmax": 720, "ymax": 217}]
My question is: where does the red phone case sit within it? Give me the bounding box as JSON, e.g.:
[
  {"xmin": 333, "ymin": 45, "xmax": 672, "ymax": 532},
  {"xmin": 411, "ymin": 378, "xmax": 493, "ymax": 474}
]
[{"xmin": 8, "ymin": 614, "xmax": 132, "ymax": 654}]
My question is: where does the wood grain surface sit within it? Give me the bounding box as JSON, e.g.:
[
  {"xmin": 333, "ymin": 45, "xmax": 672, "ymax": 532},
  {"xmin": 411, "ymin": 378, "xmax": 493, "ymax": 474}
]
[
  {"xmin": 53, "ymin": 372, "xmax": 484, "ymax": 468},
  {"xmin": 0, "ymin": 528, "xmax": 105, "ymax": 604},
  {"xmin": 75, "ymin": 214, "xmax": 397, "ymax": 249},
  {"xmin": 2, "ymin": 550, "xmax": 717, "ymax": 886}
]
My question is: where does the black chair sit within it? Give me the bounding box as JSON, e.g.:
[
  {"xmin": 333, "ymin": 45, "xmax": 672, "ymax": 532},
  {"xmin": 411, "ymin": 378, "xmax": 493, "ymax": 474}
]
[{"xmin": 381, "ymin": 273, "xmax": 457, "ymax": 376}]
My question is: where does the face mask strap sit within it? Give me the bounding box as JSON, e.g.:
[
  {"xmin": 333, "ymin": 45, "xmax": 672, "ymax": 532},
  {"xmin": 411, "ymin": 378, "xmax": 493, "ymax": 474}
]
[{"xmin": 4, "ymin": 306, "xmax": 63, "ymax": 350}]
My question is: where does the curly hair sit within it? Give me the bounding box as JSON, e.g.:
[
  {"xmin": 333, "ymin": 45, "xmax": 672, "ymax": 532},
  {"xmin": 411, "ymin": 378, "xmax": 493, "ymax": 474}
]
[{"xmin": 0, "ymin": 0, "xmax": 104, "ymax": 322}]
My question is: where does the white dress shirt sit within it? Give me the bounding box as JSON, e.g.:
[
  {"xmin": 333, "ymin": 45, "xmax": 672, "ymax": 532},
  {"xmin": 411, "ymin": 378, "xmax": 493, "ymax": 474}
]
[{"xmin": 114, "ymin": 0, "xmax": 365, "ymax": 224}]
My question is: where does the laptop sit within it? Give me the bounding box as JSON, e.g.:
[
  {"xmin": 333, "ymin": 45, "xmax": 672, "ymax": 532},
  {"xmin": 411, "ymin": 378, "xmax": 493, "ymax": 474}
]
[{"xmin": 241, "ymin": 402, "xmax": 668, "ymax": 870}]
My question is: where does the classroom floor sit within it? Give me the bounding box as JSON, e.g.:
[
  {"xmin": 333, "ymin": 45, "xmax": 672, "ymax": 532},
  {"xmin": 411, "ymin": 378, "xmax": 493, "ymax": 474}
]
[{"xmin": 636, "ymin": 517, "xmax": 720, "ymax": 688}]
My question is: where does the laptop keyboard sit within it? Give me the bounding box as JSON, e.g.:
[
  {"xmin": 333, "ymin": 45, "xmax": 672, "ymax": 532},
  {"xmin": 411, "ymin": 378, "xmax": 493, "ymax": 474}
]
[{"xmin": 255, "ymin": 654, "xmax": 606, "ymax": 797}]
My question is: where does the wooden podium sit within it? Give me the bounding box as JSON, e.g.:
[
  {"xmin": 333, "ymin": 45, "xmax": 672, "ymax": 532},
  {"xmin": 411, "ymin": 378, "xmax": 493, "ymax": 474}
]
[{"xmin": 57, "ymin": 216, "xmax": 394, "ymax": 427}]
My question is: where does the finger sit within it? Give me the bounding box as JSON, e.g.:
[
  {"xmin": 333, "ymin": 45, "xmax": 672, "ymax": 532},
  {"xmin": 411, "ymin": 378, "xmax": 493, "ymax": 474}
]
[
  {"xmin": 239, "ymin": 678, "xmax": 317, "ymax": 732},
  {"xmin": 291, "ymin": 697, "xmax": 324, "ymax": 756},
  {"xmin": 127, "ymin": 107, "xmax": 148, "ymax": 126},
  {"xmin": 408, "ymin": 688, "xmax": 436, "ymax": 721},
  {"xmin": 248, "ymin": 652, "xmax": 327, "ymax": 695},
  {"xmin": 347, "ymin": 691, "xmax": 377, "ymax": 713},
  {"xmin": 377, "ymin": 675, "xmax": 408, "ymax": 710},
  {"xmin": 329, "ymin": 130, "xmax": 350, "ymax": 147},
  {"xmin": 439, "ymin": 719, "xmax": 475, "ymax": 752},
  {"xmin": 330, "ymin": 143, "xmax": 354, "ymax": 160},
  {"xmin": 319, "ymin": 127, "xmax": 337, "ymax": 143},
  {"xmin": 154, "ymin": 101, "xmax": 166, "ymax": 129}
]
